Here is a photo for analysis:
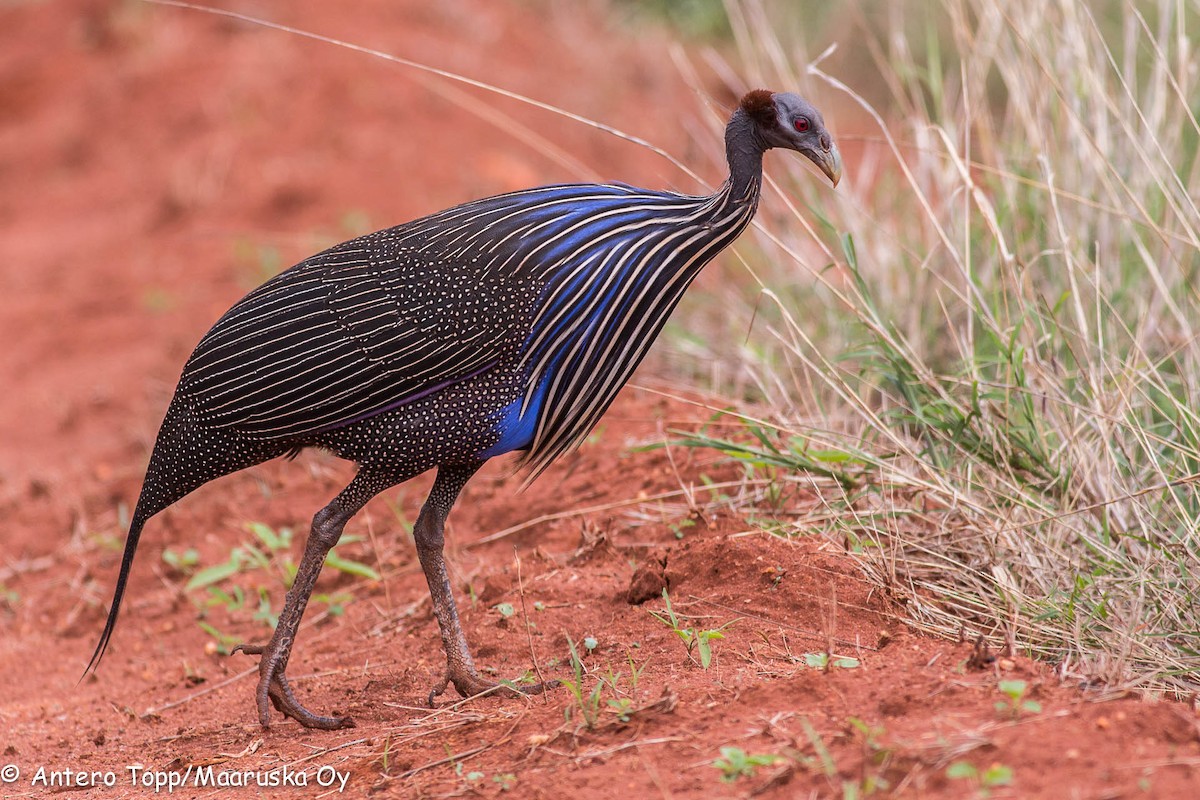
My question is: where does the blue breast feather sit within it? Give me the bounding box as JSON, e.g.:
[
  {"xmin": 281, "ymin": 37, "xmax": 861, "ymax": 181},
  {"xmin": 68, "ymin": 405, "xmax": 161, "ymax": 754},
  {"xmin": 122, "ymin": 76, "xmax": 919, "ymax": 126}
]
[{"xmin": 473, "ymin": 184, "xmax": 694, "ymax": 457}]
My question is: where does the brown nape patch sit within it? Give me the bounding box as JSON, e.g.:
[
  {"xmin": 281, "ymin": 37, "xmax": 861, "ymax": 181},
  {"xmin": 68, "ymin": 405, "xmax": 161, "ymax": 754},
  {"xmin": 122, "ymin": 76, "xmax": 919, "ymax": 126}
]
[{"xmin": 739, "ymin": 88, "xmax": 777, "ymax": 126}]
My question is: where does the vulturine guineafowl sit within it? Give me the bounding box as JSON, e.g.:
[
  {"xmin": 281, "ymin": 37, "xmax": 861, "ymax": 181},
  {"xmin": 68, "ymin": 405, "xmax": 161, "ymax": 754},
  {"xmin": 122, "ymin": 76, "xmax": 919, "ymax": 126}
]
[{"xmin": 86, "ymin": 90, "xmax": 842, "ymax": 729}]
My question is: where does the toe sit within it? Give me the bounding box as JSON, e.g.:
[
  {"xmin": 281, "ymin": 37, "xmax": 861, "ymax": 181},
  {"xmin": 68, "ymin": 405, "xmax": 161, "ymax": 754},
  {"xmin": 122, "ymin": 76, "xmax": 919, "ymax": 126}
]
[{"xmin": 269, "ymin": 672, "xmax": 354, "ymax": 730}]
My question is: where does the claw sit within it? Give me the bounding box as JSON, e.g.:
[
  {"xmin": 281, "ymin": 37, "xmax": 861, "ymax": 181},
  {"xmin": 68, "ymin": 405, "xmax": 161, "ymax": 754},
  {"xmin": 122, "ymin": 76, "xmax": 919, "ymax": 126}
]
[
  {"xmin": 426, "ymin": 666, "xmax": 559, "ymax": 707},
  {"xmin": 231, "ymin": 642, "xmax": 354, "ymax": 730},
  {"xmin": 427, "ymin": 673, "xmax": 451, "ymax": 707},
  {"xmin": 231, "ymin": 643, "xmax": 265, "ymax": 656}
]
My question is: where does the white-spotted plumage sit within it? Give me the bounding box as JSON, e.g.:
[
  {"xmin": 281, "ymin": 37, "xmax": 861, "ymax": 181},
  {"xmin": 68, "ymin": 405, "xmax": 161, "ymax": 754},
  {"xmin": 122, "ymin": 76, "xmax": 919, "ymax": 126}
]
[{"xmin": 86, "ymin": 90, "xmax": 842, "ymax": 730}]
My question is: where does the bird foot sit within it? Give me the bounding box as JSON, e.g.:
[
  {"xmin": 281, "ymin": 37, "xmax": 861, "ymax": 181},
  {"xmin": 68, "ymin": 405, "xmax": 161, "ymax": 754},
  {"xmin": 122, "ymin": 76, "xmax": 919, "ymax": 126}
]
[
  {"xmin": 232, "ymin": 642, "xmax": 355, "ymax": 730},
  {"xmin": 426, "ymin": 666, "xmax": 559, "ymax": 707}
]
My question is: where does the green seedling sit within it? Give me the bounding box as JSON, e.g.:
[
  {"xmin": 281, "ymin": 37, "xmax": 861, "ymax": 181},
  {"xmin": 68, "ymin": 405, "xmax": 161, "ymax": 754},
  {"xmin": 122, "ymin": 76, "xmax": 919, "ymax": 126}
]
[
  {"xmin": 162, "ymin": 547, "xmax": 199, "ymax": 574},
  {"xmin": 648, "ymin": 589, "xmax": 734, "ymax": 669},
  {"xmin": 561, "ymin": 637, "xmax": 646, "ymax": 730},
  {"xmin": 846, "ymin": 717, "xmax": 892, "ymax": 795},
  {"xmin": 381, "ymin": 496, "xmax": 414, "ymax": 537},
  {"xmin": 204, "ymin": 584, "xmax": 246, "ymax": 614},
  {"xmin": 324, "ymin": 545, "xmax": 380, "ymax": 580},
  {"xmin": 946, "ymin": 761, "xmax": 1014, "ymax": 796},
  {"xmin": 801, "ymin": 717, "xmax": 838, "ymax": 780},
  {"xmin": 444, "ymin": 745, "xmax": 486, "ymax": 786},
  {"xmin": 670, "ymin": 425, "xmax": 860, "ymax": 490},
  {"xmin": 493, "ymin": 602, "xmax": 516, "ymax": 619},
  {"xmin": 711, "ymin": 746, "xmax": 782, "ymax": 783},
  {"xmin": 670, "ymin": 517, "xmax": 695, "ymax": 539},
  {"xmin": 374, "ymin": 734, "xmax": 393, "ymax": 775},
  {"xmin": 562, "ymin": 635, "xmax": 605, "ymax": 729},
  {"xmin": 314, "ymin": 592, "xmax": 353, "ymax": 616},
  {"xmin": 994, "ymin": 679, "xmax": 1041, "ymax": 718},
  {"xmin": 625, "ymin": 649, "xmax": 648, "ymax": 693},
  {"xmin": 606, "ymin": 695, "xmax": 635, "ymax": 723},
  {"xmin": 251, "ymin": 586, "xmax": 278, "ymax": 627},
  {"xmin": 803, "ymin": 651, "xmax": 861, "ymax": 670},
  {"xmin": 180, "ymin": 522, "xmax": 380, "ymax": 653},
  {"xmin": 197, "ymin": 621, "xmax": 241, "ymax": 655}
]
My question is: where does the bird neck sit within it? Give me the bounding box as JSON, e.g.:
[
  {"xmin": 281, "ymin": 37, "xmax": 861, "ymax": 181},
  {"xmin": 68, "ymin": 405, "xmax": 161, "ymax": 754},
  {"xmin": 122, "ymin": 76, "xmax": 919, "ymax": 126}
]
[{"xmin": 723, "ymin": 107, "xmax": 767, "ymax": 206}]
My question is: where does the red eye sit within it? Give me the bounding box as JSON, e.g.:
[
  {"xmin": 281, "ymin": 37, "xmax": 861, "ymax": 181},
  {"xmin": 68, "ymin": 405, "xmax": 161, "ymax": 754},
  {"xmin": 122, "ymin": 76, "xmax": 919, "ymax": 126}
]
[{"xmin": 794, "ymin": 117, "xmax": 810, "ymax": 132}]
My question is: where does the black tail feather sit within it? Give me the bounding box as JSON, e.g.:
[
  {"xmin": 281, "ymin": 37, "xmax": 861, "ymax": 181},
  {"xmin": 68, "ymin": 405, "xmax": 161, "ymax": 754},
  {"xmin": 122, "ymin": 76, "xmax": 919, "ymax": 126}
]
[
  {"xmin": 82, "ymin": 510, "xmax": 150, "ymax": 680},
  {"xmin": 81, "ymin": 398, "xmax": 288, "ymax": 682}
]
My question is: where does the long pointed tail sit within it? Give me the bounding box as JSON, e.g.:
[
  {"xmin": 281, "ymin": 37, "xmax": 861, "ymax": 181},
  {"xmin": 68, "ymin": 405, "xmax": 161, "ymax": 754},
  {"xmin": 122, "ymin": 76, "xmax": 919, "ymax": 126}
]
[
  {"xmin": 82, "ymin": 452, "xmax": 189, "ymax": 679},
  {"xmin": 83, "ymin": 507, "xmax": 152, "ymax": 678},
  {"xmin": 81, "ymin": 398, "xmax": 279, "ymax": 680}
]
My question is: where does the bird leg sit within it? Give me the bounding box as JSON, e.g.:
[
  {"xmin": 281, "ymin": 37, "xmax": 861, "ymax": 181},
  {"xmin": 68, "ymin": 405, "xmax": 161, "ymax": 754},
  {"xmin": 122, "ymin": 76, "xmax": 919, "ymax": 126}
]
[
  {"xmin": 417, "ymin": 463, "xmax": 557, "ymax": 705},
  {"xmin": 234, "ymin": 471, "xmax": 393, "ymax": 729}
]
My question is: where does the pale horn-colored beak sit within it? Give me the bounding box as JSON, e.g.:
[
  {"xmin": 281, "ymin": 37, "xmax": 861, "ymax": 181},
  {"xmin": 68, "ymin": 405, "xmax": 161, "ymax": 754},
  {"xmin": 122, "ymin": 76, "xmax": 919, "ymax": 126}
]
[{"xmin": 811, "ymin": 142, "xmax": 843, "ymax": 187}]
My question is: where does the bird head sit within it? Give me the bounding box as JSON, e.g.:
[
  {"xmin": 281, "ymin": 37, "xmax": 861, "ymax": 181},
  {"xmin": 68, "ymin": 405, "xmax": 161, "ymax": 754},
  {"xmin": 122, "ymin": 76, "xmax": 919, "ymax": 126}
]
[{"xmin": 740, "ymin": 90, "xmax": 842, "ymax": 187}]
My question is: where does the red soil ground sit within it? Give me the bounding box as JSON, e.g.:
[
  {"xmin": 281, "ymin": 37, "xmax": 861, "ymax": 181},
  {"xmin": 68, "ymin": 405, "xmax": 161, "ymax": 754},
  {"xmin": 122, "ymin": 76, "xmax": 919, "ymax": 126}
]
[{"xmin": 2, "ymin": 1, "xmax": 1198, "ymax": 797}]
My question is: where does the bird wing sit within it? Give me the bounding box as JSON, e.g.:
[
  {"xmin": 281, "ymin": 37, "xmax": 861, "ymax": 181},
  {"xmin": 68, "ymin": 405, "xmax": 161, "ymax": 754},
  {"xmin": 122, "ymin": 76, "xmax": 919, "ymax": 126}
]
[
  {"xmin": 174, "ymin": 181, "xmax": 716, "ymax": 446},
  {"xmin": 178, "ymin": 223, "xmax": 530, "ymax": 441}
]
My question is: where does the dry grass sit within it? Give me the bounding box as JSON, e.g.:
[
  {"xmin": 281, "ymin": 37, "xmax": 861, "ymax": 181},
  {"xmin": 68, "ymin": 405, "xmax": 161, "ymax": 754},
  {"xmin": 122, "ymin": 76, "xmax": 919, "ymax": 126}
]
[{"xmin": 662, "ymin": 0, "xmax": 1200, "ymax": 694}]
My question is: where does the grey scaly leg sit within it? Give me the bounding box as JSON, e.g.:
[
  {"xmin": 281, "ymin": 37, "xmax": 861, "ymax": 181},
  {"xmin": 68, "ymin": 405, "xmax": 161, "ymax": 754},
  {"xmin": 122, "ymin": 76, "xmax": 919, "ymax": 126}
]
[
  {"xmin": 416, "ymin": 462, "xmax": 556, "ymax": 704},
  {"xmin": 234, "ymin": 469, "xmax": 403, "ymax": 729}
]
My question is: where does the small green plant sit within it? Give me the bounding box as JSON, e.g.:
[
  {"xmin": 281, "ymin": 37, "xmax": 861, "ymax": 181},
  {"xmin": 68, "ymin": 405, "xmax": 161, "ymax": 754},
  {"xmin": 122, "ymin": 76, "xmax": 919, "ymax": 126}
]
[
  {"xmin": 800, "ymin": 717, "xmax": 838, "ymax": 781},
  {"xmin": 162, "ymin": 547, "xmax": 200, "ymax": 574},
  {"xmin": 445, "ymin": 745, "xmax": 486, "ymax": 786},
  {"xmin": 180, "ymin": 523, "xmax": 379, "ymax": 650},
  {"xmin": 711, "ymin": 746, "xmax": 782, "ymax": 783},
  {"xmin": 670, "ymin": 426, "xmax": 860, "ymax": 491},
  {"xmin": 204, "ymin": 585, "xmax": 246, "ymax": 615},
  {"xmin": 90, "ymin": 532, "xmax": 124, "ymax": 553},
  {"xmin": 803, "ymin": 652, "xmax": 861, "ymax": 670},
  {"xmin": 994, "ymin": 679, "xmax": 1042, "ymax": 719},
  {"xmin": 323, "ymin": 546, "xmax": 380, "ymax": 580},
  {"xmin": 846, "ymin": 717, "xmax": 892, "ymax": 796},
  {"xmin": 562, "ymin": 635, "xmax": 605, "ymax": 729},
  {"xmin": 455, "ymin": 763, "xmax": 484, "ymax": 784},
  {"xmin": 624, "ymin": 649, "xmax": 647, "ymax": 693},
  {"xmin": 374, "ymin": 733, "xmax": 393, "ymax": 775},
  {"xmin": 252, "ymin": 586, "xmax": 277, "ymax": 627},
  {"xmin": 382, "ymin": 495, "xmax": 413, "ymax": 537},
  {"xmin": 197, "ymin": 621, "xmax": 241, "ymax": 655},
  {"xmin": 313, "ymin": 591, "xmax": 353, "ymax": 616},
  {"xmin": 669, "ymin": 517, "xmax": 695, "ymax": 539},
  {"xmin": 492, "ymin": 773, "xmax": 517, "ymax": 791},
  {"xmin": 606, "ymin": 695, "xmax": 635, "ymax": 723},
  {"xmin": 946, "ymin": 761, "xmax": 1014, "ymax": 795},
  {"xmin": 648, "ymin": 589, "xmax": 734, "ymax": 669},
  {"xmin": 561, "ymin": 638, "xmax": 647, "ymax": 730},
  {"xmin": 493, "ymin": 602, "xmax": 516, "ymax": 619}
]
